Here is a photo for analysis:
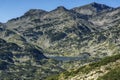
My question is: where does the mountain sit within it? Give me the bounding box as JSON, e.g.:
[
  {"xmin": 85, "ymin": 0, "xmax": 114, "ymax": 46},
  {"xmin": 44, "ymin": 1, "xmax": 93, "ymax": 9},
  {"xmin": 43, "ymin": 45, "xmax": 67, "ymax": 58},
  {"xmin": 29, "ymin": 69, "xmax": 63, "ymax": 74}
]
[
  {"xmin": 0, "ymin": 2, "xmax": 120, "ymax": 80},
  {"xmin": 2, "ymin": 2, "xmax": 119, "ymax": 58},
  {"xmin": 72, "ymin": 2, "xmax": 113, "ymax": 16},
  {"xmin": 5, "ymin": 5, "xmax": 97, "ymax": 57}
]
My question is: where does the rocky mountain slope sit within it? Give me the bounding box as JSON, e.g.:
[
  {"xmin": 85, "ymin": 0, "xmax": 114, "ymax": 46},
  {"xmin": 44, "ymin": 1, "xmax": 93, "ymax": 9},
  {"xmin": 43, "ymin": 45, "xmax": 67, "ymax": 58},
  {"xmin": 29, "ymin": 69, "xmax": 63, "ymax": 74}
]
[
  {"xmin": 3, "ymin": 2, "xmax": 119, "ymax": 58},
  {"xmin": 90, "ymin": 7, "xmax": 120, "ymax": 28},
  {"xmin": 0, "ymin": 38, "xmax": 67, "ymax": 79},
  {"xmin": 0, "ymin": 2, "xmax": 120, "ymax": 80}
]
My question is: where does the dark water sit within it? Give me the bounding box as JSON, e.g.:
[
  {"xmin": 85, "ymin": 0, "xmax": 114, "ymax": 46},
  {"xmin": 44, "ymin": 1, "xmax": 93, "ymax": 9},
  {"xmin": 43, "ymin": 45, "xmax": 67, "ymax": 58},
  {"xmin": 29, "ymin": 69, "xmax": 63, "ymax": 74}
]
[{"xmin": 48, "ymin": 56, "xmax": 82, "ymax": 61}]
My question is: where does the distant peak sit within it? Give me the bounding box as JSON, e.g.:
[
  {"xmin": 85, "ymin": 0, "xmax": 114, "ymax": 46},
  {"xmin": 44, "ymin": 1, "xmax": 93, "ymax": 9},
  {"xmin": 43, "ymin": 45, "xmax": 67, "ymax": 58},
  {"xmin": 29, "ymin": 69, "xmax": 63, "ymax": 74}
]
[
  {"xmin": 72, "ymin": 2, "xmax": 113, "ymax": 16},
  {"xmin": 57, "ymin": 6, "xmax": 66, "ymax": 9},
  {"xmin": 80, "ymin": 2, "xmax": 113, "ymax": 11},
  {"xmin": 90, "ymin": 2, "xmax": 100, "ymax": 5},
  {"xmin": 89, "ymin": 2, "xmax": 112, "ymax": 9},
  {"xmin": 55, "ymin": 6, "xmax": 68, "ymax": 11}
]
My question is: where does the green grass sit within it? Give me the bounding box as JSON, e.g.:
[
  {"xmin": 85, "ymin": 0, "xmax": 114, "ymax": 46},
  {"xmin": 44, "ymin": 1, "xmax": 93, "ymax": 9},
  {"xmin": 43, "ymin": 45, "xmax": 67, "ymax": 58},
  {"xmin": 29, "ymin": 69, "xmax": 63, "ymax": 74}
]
[
  {"xmin": 97, "ymin": 67, "xmax": 120, "ymax": 80},
  {"xmin": 74, "ymin": 54, "xmax": 120, "ymax": 74},
  {"xmin": 45, "ymin": 74, "xmax": 59, "ymax": 80}
]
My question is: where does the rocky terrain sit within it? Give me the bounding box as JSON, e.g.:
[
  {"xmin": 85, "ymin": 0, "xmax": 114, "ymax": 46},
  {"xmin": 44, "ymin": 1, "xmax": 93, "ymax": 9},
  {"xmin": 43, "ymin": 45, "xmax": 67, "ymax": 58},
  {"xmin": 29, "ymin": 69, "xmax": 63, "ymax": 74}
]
[{"xmin": 0, "ymin": 2, "xmax": 120, "ymax": 80}]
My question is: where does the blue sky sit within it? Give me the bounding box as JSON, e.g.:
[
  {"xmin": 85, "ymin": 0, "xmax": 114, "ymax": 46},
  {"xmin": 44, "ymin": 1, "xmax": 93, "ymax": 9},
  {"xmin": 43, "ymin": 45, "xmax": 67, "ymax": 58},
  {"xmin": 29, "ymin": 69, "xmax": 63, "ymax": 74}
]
[{"xmin": 0, "ymin": 0, "xmax": 120, "ymax": 22}]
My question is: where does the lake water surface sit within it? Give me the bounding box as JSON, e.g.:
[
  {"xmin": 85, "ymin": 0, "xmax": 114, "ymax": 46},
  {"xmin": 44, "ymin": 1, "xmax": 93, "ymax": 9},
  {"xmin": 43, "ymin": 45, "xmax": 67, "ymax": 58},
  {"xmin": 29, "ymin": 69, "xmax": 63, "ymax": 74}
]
[{"xmin": 47, "ymin": 56, "xmax": 83, "ymax": 61}]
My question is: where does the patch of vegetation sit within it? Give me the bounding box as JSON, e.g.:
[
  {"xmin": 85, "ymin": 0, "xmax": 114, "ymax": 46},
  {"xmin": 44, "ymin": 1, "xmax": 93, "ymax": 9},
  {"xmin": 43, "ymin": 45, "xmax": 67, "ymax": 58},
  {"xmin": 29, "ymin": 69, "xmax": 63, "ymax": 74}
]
[
  {"xmin": 97, "ymin": 67, "xmax": 120, "ymax": 80},
  {"xmin": 74, "ymin": 54, "xmax": 120, "ymax": 74},
  {"xmin": 45, "ymin": 74, "xmax": 59, "ymax": 80}
]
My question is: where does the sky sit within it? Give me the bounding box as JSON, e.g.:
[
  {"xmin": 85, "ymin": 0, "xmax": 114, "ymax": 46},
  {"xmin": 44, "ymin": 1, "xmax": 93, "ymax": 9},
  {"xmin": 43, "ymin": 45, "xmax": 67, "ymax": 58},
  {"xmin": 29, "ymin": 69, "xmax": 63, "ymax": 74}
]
[{"xmin": 0, "ymin": 0, "xmax": 120, "ymax": 23}]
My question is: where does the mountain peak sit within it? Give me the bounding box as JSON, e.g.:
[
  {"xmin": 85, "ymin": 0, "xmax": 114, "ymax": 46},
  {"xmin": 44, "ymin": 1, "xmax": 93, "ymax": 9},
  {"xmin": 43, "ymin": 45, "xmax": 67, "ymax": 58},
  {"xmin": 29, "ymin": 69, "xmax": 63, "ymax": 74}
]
[
  {"xmin": 72, "ymin": 2, "xmax": 113, "ymax": 15},
  {"xmin": 24, "ymin": 9, "xmax": 47, "ymax": 16},
  {"xmin": 89, "ymin": 2, "xmax": 112, "ymax": 9},
  {"xmin": 90, "ymin": 2, "xmax": 101, "ymax": 5},
  {"xmin": 53, "ymin": 6, "xmax": 68, "ymax": 12},
  {"xmin": 57, "ymin": 6, "xmax": 66, "ymax": 9}
]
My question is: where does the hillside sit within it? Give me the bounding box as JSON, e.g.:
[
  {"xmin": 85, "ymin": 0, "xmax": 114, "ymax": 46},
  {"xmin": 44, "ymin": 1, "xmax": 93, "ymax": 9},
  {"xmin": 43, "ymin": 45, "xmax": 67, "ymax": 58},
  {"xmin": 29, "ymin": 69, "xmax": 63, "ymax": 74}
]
[
  {"xmin": 46, "ymin": 54, "xmax": 120, "ymax": 80},
  {"xmin": 0, "ymin": 2, "xmax": 120, "ymax": 80}
]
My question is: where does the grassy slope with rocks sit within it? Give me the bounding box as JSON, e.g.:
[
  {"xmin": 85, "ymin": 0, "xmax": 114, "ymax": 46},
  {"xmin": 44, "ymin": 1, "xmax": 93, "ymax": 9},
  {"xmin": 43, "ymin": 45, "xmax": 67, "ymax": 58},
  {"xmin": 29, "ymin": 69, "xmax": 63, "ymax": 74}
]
[{"xmin": 46, "ymin": 54, "xmax": 120, "ymax": 80}]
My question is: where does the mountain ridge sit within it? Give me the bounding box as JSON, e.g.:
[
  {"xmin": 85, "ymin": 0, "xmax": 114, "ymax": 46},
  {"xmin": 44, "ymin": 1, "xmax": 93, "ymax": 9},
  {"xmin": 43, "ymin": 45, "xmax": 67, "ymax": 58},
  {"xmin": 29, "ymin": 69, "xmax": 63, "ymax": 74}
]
[{"xmin": 5, "ymin": 2, "xmax": 118, "ymax": 23}]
